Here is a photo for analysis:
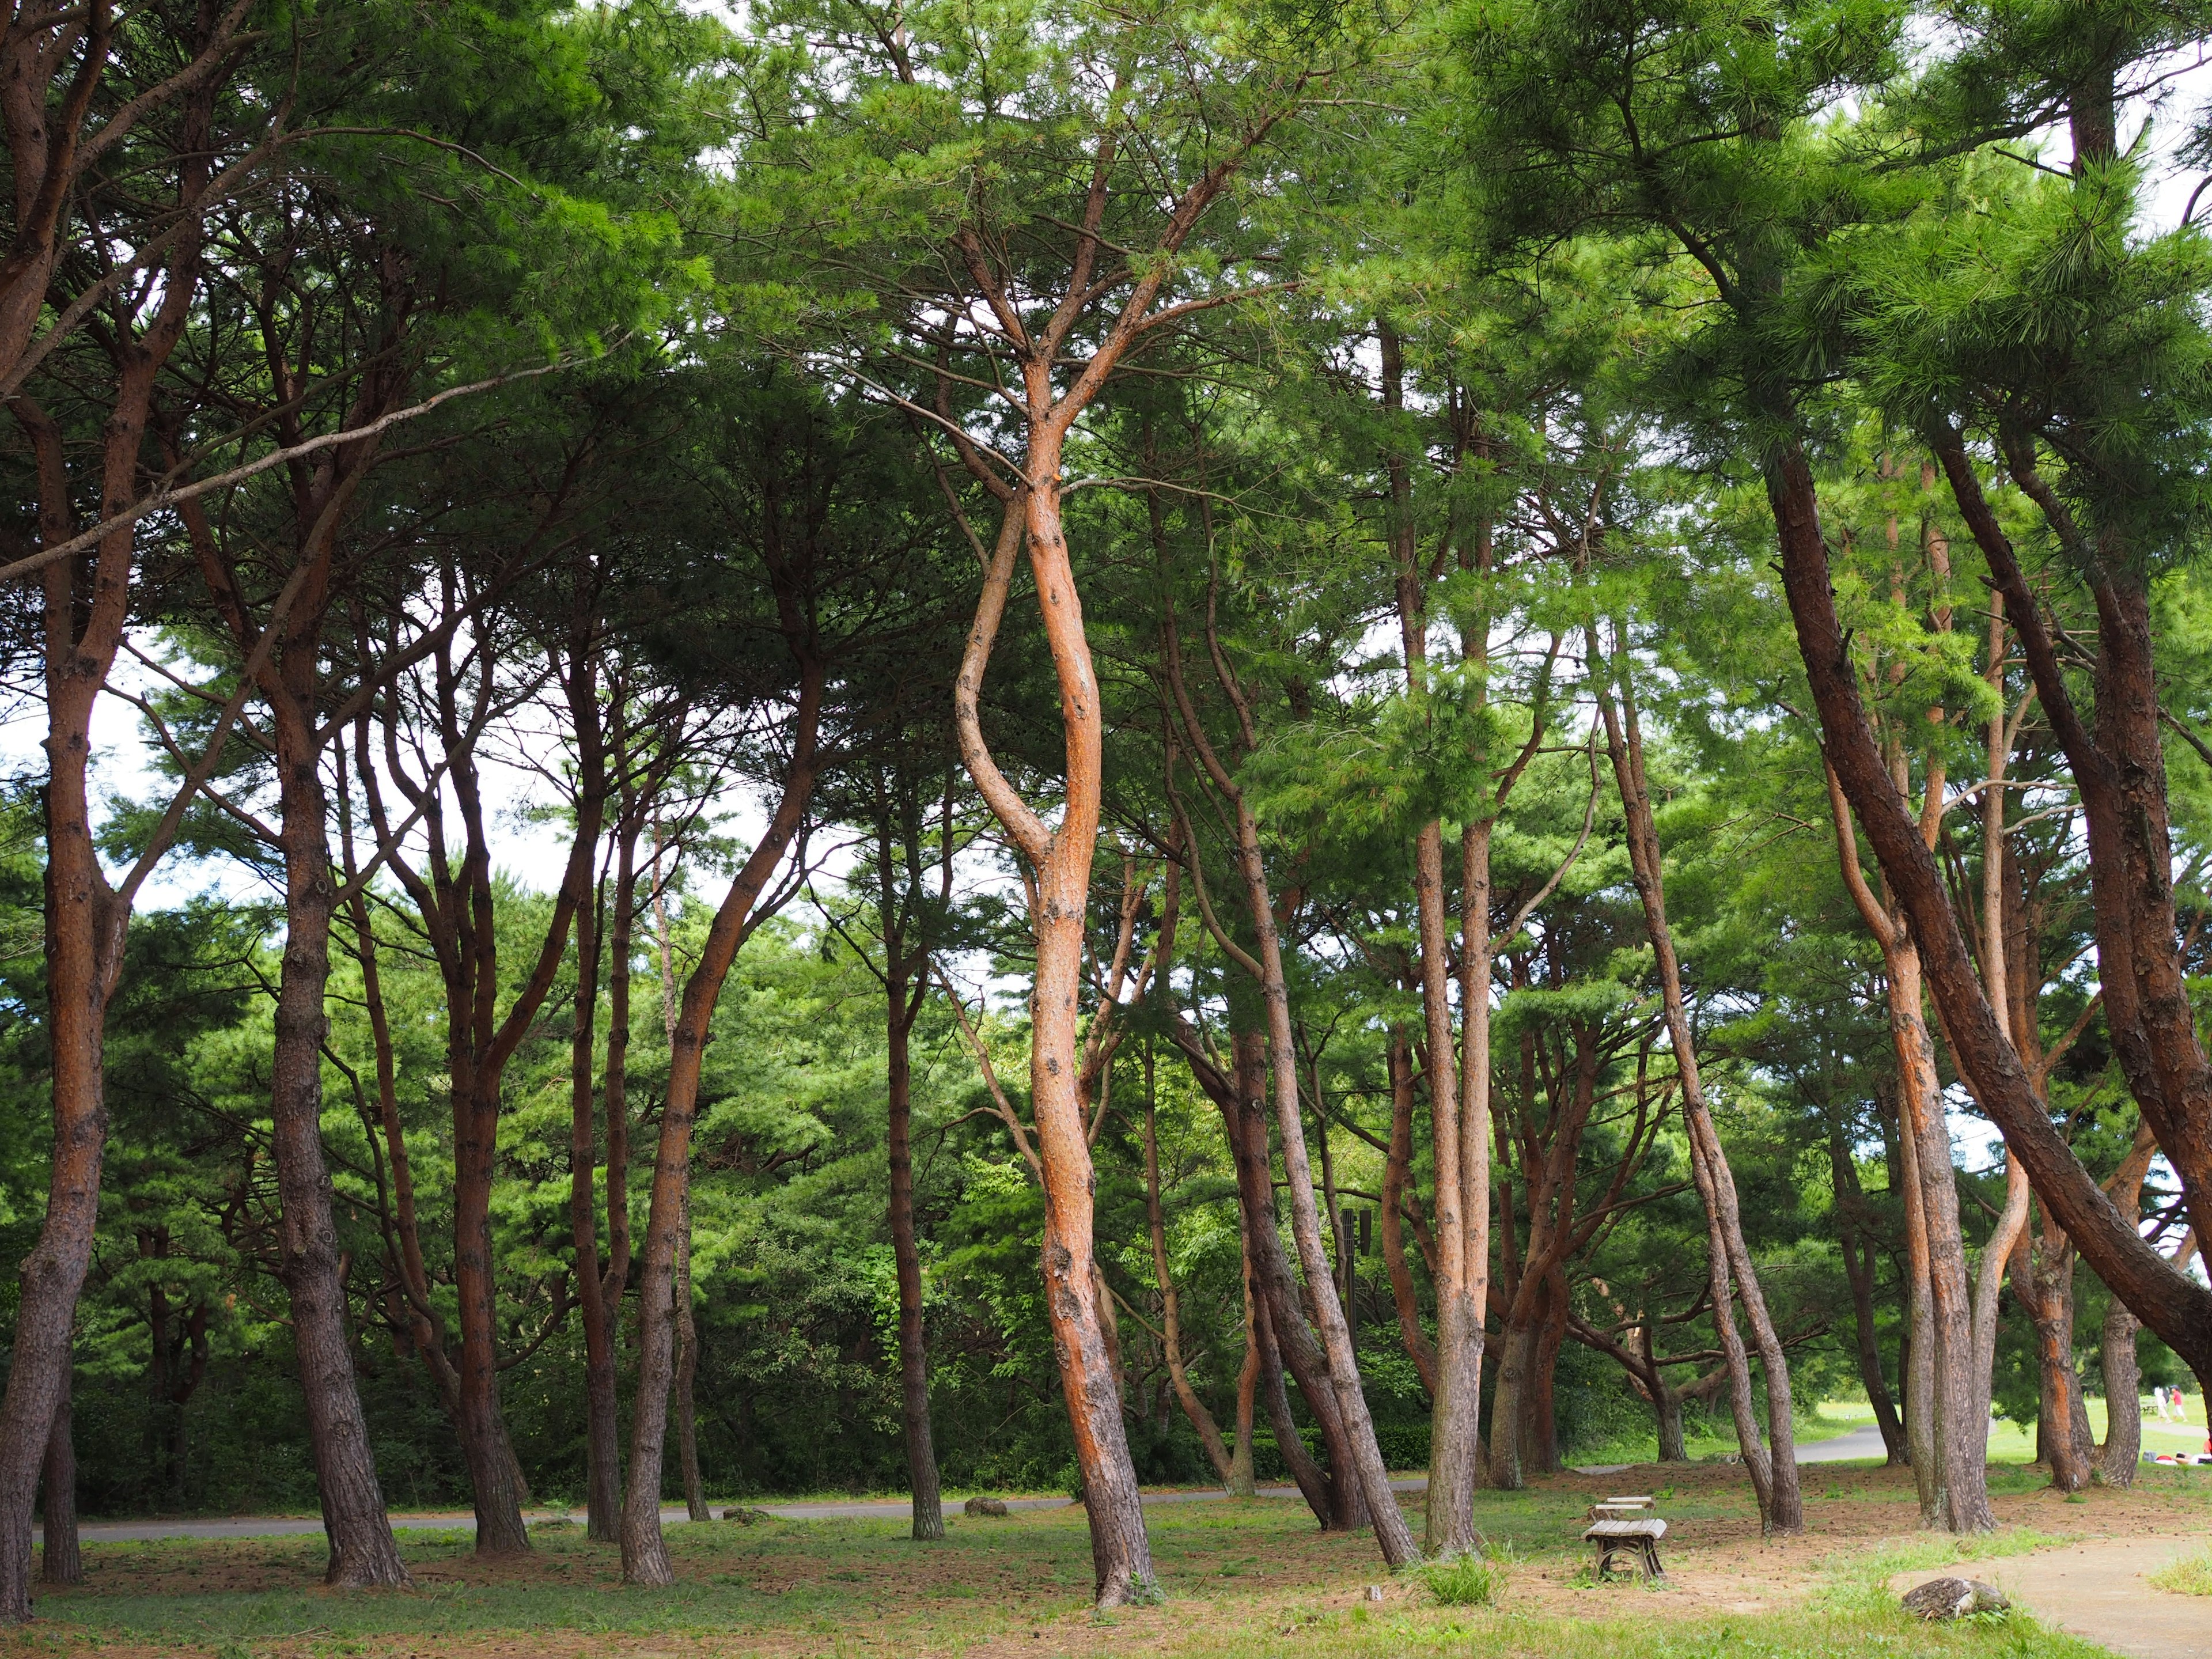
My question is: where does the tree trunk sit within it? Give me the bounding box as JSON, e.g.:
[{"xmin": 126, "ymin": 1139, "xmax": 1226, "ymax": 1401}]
[
  {"xmin": 1894, "ymin": 1080, "xmax": 1943, "ymax": 1524},
  {"xmin": 1165, "ymin": 591, "xmax": 1413, "ymax": 1568},
  {"xmin": 2095, "ymin": 1301, "xmax": 2141, "ymax": 1485},
  {"xmin": 1250, "ymin": 1283, "xmax": 1328, "ymax": 1514},
  {"xmin": 675, "ymin": 1192, "xmax": 709, "ymax": 1522},
  {"xmin": 268, "ymin": 725, "xmax": 411, "ymax": 1588},
  {"xmin": 1381, "ymin": 1031, "xmax": 1437, "ymax": 1396},
  {"xmin": 1823, "ymin": 759, "xmax": 1989, "ymax": 1532},
  {"xmin": 1598, "ymin": 640, "xmax": 1800, "ymax": 1531},
  {"xmin": 1229, "ymin": 1257, "xmax": 1259, "ymax": 1498},
  {"xmin": 570, "ymin": 859, "xmax": 623, "ymax": 1544},
  {"xmin": 1656, "ymin": 1380, "xmax": 1688, "ymax": 1465},
  {"xmin": 36, "ymin": 1383, "xmax": 77, "ymax": 1588},
  {"xmin": 1143, "ymin": 1062, "xmax": 1234, "ymax": 1488},
  {"xmin": 623, "ymin": 650, "xmax": 822, "ymax": 1586},
  {"xmin": 0, "ymin": 105, "xmax": 213, "ymax": 1620},
  {"xmin": 1830, "ymin": 1121, "xmax": 1907, "ymax": 1463},
  {"xmin": 2012, "ymin": 1228, "xmax": 2092, "ymax": 1492},
  {"xmin": 1797, "ymin": 439, "xmax": 2212, "ymax": 1389},
  {"xmin": 1225, "ymin": 1035, "xmax": 1363, "ymax": 1530},
  {"xmin": 887, "ymin": 964, "xmax": 944, "ymax": 1539}
]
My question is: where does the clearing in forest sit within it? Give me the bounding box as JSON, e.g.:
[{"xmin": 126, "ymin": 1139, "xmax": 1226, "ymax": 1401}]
[{"xmin": 4, "ymin": 1462, "xmax": 2206, "ymax": 1659}]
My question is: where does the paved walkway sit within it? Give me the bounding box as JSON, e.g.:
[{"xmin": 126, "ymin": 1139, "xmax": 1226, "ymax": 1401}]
[
  {"xmin": 1896, "ymin": 1537, "xmax": 2212, "ymax": 1659},
  {"xmin": 49, "ymin": 1482, "xmax": 1431, "ymax": 1544}
]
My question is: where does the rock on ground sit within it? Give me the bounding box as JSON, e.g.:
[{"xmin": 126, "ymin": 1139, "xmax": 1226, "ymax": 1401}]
[{"xmin": 1902, "ymin": 1577, "xmax": 2010, "ymax": 1620}]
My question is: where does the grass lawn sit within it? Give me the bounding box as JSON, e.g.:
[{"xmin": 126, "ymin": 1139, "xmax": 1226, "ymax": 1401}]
[{"xmin": 7, "ymin": 1460, "xmax": 2207, "ymax": 1659}]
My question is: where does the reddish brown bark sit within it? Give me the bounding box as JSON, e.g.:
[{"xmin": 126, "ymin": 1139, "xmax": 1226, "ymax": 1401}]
[
  {"xmin": 1819, "ymin": 440, "xmax": 2212, "ymax": 1385},
  {"xmin": 0, "ymin": 45, "xmax": 230, "ymax": 1609}
]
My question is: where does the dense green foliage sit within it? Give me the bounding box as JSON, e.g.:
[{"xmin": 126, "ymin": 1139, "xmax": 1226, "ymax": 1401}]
[{"xmin": 2, "ymin": 0, "xmax": 2207, "ymax": 1547}]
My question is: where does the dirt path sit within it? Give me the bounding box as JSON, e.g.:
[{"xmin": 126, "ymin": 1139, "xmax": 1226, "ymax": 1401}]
[{"xmin": 1895, "ymin": 1538, "xmax": 2212, "ymax": 1658}]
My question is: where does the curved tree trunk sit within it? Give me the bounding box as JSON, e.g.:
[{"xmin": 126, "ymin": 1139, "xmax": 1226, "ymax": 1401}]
[{"xmin": 622, "ymin": 653, "xmax": 822, "ymax": 1586}]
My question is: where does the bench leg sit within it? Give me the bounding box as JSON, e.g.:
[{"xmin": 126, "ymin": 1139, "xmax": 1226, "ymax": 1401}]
[{"xmin": 1639, "ymin": 1537, "xmax": 1666, "ymax": 1582}]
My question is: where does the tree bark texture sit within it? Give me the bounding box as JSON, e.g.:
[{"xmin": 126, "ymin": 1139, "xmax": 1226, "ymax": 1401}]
[
  {"xmin": 1597, "ymin": 634, "xmax": 1802, "ymax": 1532},
  {"xmin": 887, "ymin": 955, "xmax": 945, "ymax": 1539},
  {"xmin": 36, "ymin": 1382, "xmax": 76, "ymax": 1588},
  {"xmin": 675, "ymin": 1192, "xmax": 709, "ymax": 1522},
  {"xmin": 1824, "ymin": 441, "xmax": 2212, "ymax": 1387},
  {"xmin": 0, "ymin": 114, "xmax": 213, "ymax": 1619}
]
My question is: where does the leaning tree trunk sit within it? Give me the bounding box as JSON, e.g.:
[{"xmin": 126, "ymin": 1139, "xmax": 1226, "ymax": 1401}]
[
  {"xmin": 1165, "ymin": 599, "xmax": 1413, "ymax": 1567},
  {"xmin": 1143, "ymin": 1069, "xmax": 1234, "ymax": 1487},
  {"xmin": 1599, "ymin": 649, "xmax": 1801, "ymax": 1531},
  {"xmin": 623, "ymin": 653, "xmax": 821, "ymax": 1586},
  {"xmin": 37, "ymin": 1382, "xmax": 77, "ymax": 1587},
  {"xmin": 1229, "ymin": 1034, "xmax": 1365, "ymax": 1529}
]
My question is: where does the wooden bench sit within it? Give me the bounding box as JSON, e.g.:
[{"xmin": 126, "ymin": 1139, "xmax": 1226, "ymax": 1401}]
[
  {"xmin": 1583, "ymin": 1516, "xmax": 1666, "ymax": 1581},
  {"xmin": 1589, "ymin": 1498, "xmax": 1652, "ymax": 1522}
]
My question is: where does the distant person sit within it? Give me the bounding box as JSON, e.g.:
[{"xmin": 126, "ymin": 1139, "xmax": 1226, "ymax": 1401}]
[{"xmin": 2156, "ymin": 1384, "xmax": 2175, "ymax": 1421}]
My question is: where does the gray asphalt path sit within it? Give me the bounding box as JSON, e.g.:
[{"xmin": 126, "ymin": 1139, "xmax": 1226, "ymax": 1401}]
[
  {"xmin": 47, "ymin": 1480, "xmax": 1431, "ymax": 1544},
  {"xmin": 1796, "ymin": 1422, "xmax": 1891, "ymax": 1463},
  {"xmin": 46, "ymin": 1442, "xmax": 1919, "ymax": 1546}
]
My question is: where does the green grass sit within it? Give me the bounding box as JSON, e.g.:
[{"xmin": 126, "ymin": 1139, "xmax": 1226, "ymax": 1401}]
[
  {"xmin": 1414, "ymin": 1552, "xmax": 1504, "ymax": 1606},
  {"xmin": 1813, "ymin": 1525, "xmax": 2073, "ymax": 1618},
  {"xmin": 2150, "ymin": 1543, "xmax": 2212, "ymax": 1597},
  {"xmin": 16, "ymin": 1467, "xmax": 2189, "ymax": 1659}
]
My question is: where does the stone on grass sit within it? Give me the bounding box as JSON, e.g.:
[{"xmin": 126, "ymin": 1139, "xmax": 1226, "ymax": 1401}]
[
  {"xmin": 1902, "ymin": 1577, "xmax": 2009, "ymax": 1620},
  {"xmin": 964, "ymin": 1496, "xmax": 1010, "ymax": 1517},
  {"xmin": 721, "ymin": 1506, "xmax": 777, "ymax": 1525}
]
